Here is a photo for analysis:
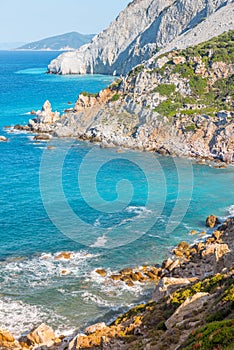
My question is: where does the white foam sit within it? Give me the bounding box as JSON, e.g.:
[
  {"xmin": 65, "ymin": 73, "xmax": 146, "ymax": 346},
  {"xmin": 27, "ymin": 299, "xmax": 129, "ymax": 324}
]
[
  {"xmin": 0, "ymin": 297, "xmax": 68, "ymax": 338},
  {"xmin": 228, "ymin": 204, "xmax": 234, "ymax": 217},
  {"xmin": 87, "ymin": 269, "xmax": 145, "ymax": 297},
  {"xmin": 81, "ymin": 292, "xmax": 114, "ymax": 307},
  {"xmin": 0, "ymin": 250, "xmax": 99, "ymax": 289},
  {"xmin": 125, "ymin": 206, "xmax": 152, "ymax": 216},
  {"xmin": 91, "ymin": 234, "xmax": 107, "ymax": 248}
]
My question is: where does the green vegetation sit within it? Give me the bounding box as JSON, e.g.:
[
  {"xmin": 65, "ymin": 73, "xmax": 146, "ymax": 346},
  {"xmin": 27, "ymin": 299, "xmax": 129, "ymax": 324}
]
[
  {"xmin": 80, "ymin": 91, "xmax": 98, "ymax": 97},
  {"xmin": 110, "ymin": 93, "xmax": 121, "ymax": 102},
  {"xmin": 172, "ymin": 274, "xmax": 225, "ymax": 307},
  {"xmin": 153, "ymin": 100, "xmax": 182, "ymax": 117},
  {"xmin": 181, "ymin": 320, "xmax": 234, "ymax": 350},
  {"xmin": 189, "ymin": 75, "xmax": 207, "ymax": 96},
  {"xmin": 151, "ymin": 31, "xmax": 234, "ymax": 117},
  {"xmin": 107, "ymin": 271, "xmax": 234, "ymax": 350},
  {"xmin": 109, "ymin": 79, "xmax": 122, "ymax": 90},
  {"xmin": 129, "ymin": 64, "xmax": 144, "ymax": 77},
  {"xmin": 184, "ymin": 123, "xmax": 196, "ymax": 132},
  {"xmin": 153, "ymin": 83, "xmax": 176, "ymax": 96},
  {"xmin": 172, "ymin": 63, "xmax": 194, "ymax": 78},
  {"xmin": 180, "ymin": 30, "xmax": 234, "ymax": 64}
]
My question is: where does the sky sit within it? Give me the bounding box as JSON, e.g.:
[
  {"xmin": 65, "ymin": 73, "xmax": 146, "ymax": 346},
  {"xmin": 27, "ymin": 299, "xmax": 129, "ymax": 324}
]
[{"xmin": 0, "ymin": 0, "xmax": 130, "ymax": 43}]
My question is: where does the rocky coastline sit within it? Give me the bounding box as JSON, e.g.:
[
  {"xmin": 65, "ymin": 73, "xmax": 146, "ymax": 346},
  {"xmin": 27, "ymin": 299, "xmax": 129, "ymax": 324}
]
[
  {"xmin": 1, "ymin": 214, "xmax": 233, "ymax": 350},
  {"xmin": 14, "ymin": 30, "xmax": 234, "ymax": 165}
]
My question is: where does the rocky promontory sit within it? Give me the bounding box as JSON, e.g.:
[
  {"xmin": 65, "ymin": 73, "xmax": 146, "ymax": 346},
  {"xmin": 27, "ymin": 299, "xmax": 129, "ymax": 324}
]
[
  {"xmin": 1, "ymin": 215, "xmax": 233, "ymax": 349},
  {"xmin": 19, "ymin": 30, "xmax": 234, "ymax": 164}
]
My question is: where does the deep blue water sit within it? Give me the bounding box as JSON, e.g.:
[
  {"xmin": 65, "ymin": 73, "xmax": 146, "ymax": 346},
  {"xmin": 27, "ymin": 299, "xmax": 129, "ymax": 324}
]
[{"xmin": 0, "ymin": 51, "xmax": 234, "ymax": 336}]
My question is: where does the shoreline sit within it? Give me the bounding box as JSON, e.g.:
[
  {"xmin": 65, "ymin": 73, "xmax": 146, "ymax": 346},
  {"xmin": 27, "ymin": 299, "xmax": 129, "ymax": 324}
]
[
  {"xmin": 11, "ymin": 124, "xmax": 231, "ymax": 169},
  {"xmin": 1, "ymin": 214, "xmax": 233, "ymax": 349}
]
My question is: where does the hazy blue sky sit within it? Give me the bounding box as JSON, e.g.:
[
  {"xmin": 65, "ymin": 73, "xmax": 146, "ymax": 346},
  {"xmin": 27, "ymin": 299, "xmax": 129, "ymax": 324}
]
[{"xmin": 0, "ymin": 0, "xmax": 130, "ymax": 43}]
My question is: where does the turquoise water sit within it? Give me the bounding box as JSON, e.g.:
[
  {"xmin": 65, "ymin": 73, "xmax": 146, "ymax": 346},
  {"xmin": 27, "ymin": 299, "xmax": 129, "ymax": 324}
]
[{"xmin": 0, "ymin": 51, "xmax": 234, "ymax": 337}]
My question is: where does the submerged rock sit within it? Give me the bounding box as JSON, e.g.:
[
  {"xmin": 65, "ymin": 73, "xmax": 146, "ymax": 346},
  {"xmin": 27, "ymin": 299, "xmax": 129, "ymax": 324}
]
[
  {"xmin": 33, "ymin": 133, "xmax": 52, "ymax": 141},
  {"xmin": 0, "ymin": 135, "xmax": 8, "ymax": 142}
]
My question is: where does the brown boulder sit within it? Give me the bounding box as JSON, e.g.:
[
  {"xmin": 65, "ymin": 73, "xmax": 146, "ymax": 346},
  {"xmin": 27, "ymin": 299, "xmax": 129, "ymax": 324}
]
[
  {"xmin": 0, "ymin": 329, "xmax": 16, "ymax": 349},
  {"xmin": 95, "ymin": 269, "xmax": 107, "ymax": 277},
  {"xmin": 55, "ymin": 252, "xmax": 72, "ymax": 260},
  {"xmin": 212, "ymin": 230, "xmax": 222, "ymax": 241},
  {"xmin": 33, "ymin": 133, "xmax": 52, "ymax": 141},
  {"xmin": 120, "ymin": 268, "xmax": 133, "ymax": 275},
  {"xmin": 110, "ymin": 274, "xmax": 122, "ymax": 281},
  {"xmin": 162, "ymin": 258, "xmax": 173, "ymax": 269},
  {"xmin": 153, "ymin": 277, "xmax": 196, "ymax": 302},
  {"xmin": 19, "ymin": 323, "xmax": 55, "ymax": 348},
  {"xmin": 0, "ymin": 135, "xmax": 8, "ymax": 142},
  {"xmin": 206, "ymin": 215, "xmax": 220, "ymax": 228},
  {"xmin": 85, "ymin": 322, "xmax": 106, "ymax": 335}
]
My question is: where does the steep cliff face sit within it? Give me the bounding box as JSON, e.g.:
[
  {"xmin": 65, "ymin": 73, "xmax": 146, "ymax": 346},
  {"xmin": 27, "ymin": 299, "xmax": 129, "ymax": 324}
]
[
  {"xmin": 48, "ymin": 0, "xmax": 233, "ymax": 75},
  {"xmin": 26, "ymin": 30, "xmax": 234, "ymax": 163}
]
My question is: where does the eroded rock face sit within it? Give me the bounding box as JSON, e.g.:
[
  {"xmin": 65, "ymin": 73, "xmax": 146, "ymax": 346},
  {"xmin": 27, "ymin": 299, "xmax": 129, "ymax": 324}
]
[
  {"xmin": 28, "ymin": 100, "xmax": 60, "ymax": 133},
  {"xmin": 165, "ymin": 292, "xmax": 210, "ymax": 329},
  {"xmin": 48, "ymin": 0, "xmax": 233, "ymax": 75},
  {"xmin": 19, "ymin": 323, "xmax": 56, "ymax": 348},
  {"xmin": 153, "ymin": 277, "xmax": 197, "ymax": 302},
  {"xmin": 85, "ymin": 322, "xmax": 107, "ymax": 335},
  {"xmin": 0, "ymin": 328, "xmax": 18, "ymax": 349}
]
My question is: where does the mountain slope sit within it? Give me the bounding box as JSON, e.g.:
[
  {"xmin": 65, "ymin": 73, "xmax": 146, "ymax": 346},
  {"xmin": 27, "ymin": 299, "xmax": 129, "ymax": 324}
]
[
  {"xmin": 48, "ymin": 0, "xmax": 234, "ymax": 75},
  {"xmin": 18, "ymin": 32, "xmax": 95, "ymax": 51}
]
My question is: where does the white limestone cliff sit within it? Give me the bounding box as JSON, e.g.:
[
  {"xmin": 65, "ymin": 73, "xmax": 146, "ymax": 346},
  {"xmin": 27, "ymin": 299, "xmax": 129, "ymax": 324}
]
[{"xmin": 48, "ymin": 0, "xmax": 233, "ymax": 75}]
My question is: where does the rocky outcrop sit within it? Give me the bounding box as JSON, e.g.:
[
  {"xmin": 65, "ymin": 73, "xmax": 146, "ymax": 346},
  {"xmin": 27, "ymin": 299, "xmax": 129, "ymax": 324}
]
[
  {"xmin": 18, "ymin": 323, "xmax": 58, "ymax": 348},
  {"xmin": 48, "ymin": 0, "xmax": 234, "ymax": 75},
  {"xmin": 206, "ymin": 215, "xmax": 221, "ymax": 228},
  {"xmin": 27, "ymin": 100, "xmax": 60, "ymax": 133},
  {"xmin": 23, "ymin": 30, "xmax": 234, "ymax": 163},
  {"xmin": 0, "ymin": 328, "xmax": 20, "ymax": 349}
]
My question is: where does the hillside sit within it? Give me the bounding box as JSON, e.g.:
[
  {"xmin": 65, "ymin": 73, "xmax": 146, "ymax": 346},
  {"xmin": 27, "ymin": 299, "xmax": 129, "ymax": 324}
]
[
  {"xmin": 17, "ymin": 32, "xmax": 95, "ymax": 51},
  {"xmin": 23, "ymin": 30, "xmax": 234, "ymax": 164},
  {"xmin": 47, "ymin": 0, "xmax": 234, "ymax": 75}
]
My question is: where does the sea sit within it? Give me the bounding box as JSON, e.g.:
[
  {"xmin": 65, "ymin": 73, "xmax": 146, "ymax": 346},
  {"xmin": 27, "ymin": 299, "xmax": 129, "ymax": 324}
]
[{"xmin": 0, "ymin": 50, "xmax": 234, "ymax": 337}]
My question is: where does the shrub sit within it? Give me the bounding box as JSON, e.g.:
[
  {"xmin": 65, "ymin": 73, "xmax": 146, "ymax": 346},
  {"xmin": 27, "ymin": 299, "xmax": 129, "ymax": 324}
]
[
  {"xmin": 110, "ymin": 93, "xmax": 120, "ymax": 102},
  {"xmin": 153, "ymin": 100, "xmax": 181, "ymax": 117},
  {"xmin": 153, "ymin": 84, "xmax": 176, "ymax": 96},
  {"xmin": 185, "ymin": 124, "xmax": 196, "ymax": 132},
  {"xmin": 181, "ymin": 320, "xmax": 234, "ymax": 350},
  {"xmin": 80, "ymin": 91, "xmax": 98, "ymax": 97},
  {"xmin": 172, "ymin": 63, "xmax": 194, "ymax": 78},
  {"xmin": 189, "ymin": 75, "xmax": 207, "ymax": 96},
  {"xmin": 129, "ymin": 64, "xmax": 144, "ymax": 77}
]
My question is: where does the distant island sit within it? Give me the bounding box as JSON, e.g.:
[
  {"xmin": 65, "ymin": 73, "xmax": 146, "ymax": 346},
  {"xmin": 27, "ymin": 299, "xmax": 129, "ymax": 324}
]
[{"xmin": 17, "ymin": 31, "xmax": 95, "ymax": 51}]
